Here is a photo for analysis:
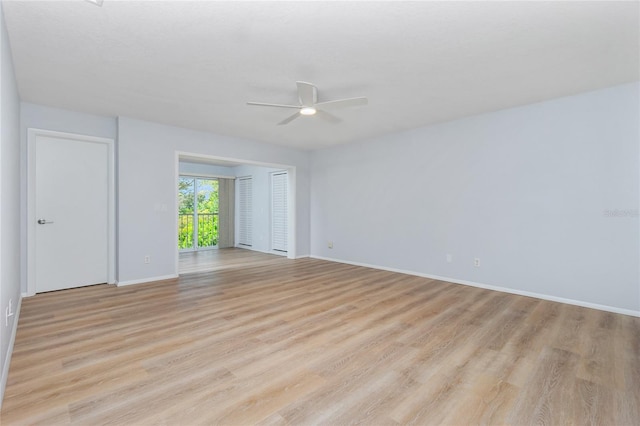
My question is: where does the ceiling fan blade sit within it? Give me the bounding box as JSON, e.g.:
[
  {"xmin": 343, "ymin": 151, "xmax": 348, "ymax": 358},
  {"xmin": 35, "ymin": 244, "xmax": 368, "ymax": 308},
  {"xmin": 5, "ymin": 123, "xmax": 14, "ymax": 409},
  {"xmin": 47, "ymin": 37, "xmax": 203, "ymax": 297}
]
[
  {"xmin": 316, "ymin": 110, "xmax": 342, "ymax": 124},
  {"xmin": 296, "ymin": 81, "xmax": 317, "ymax": 106},
  {"xmin": 315, "ymin": 97, "xmax": 368, "ymax": 109},
  {"xmin": 247, "ymin": 102, "xmax": 301, "ymax": 109},
  {"xmin": 277, "ymin": 112, "xmax": 301, "ymax": 126}
]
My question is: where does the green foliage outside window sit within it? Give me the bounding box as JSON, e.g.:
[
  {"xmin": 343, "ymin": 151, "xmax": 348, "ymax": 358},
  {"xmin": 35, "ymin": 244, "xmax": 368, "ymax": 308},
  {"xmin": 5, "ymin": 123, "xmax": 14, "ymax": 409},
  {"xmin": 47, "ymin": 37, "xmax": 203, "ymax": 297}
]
[{"xmin": 178, "ymin": 177, "xmax": 219, "ymax": 250}]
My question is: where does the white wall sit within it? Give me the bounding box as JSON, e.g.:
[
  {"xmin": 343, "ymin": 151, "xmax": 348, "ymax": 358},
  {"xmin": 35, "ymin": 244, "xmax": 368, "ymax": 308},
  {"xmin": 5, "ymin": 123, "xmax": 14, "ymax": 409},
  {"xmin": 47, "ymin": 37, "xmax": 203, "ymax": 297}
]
[
  {"xmin": 118, "ymin": 117, "xmax": 310, "ymax": 283},
  {"xmin": 20, "ymin": 103, "xmax": 118, "ymax": 141},
  {"xmin": 233, "ymin": 164, "xmax": 285, "ymax": 254},
  {"xmin": 0, "ymin": 1, "xmax": 22, "ymax": 407},
  {"xmin": 310, "ymin": 82, "xmax": 640, "ymax": 314},
  {"xmin": 179, "ymin": 162, "xmax": 235, "ymax": 177}
]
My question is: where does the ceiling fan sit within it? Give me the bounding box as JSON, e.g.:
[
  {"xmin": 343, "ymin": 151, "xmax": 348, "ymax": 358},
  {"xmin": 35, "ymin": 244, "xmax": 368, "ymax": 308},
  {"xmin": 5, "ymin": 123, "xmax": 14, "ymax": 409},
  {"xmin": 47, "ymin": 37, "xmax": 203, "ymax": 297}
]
[{"xmin": 247, "ymin": 81, "xmax": 368, "ymax": 125}]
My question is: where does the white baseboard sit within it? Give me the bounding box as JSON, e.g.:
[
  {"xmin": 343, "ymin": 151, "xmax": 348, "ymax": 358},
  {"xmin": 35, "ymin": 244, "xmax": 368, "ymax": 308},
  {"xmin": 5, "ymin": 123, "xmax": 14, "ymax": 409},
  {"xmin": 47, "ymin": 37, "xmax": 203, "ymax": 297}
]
[
  {"xmin": 310, "ymin": 255, "xmax": 640, "ymax": 318},
  {"xmin": 1, "ymin": 294, "xmax": 22, "ymax": 410},
  {"xmin": 295, "ymin": 254, "xmax": 310, "ymax": 259},
  {"xmin": 117, "ymin": 274, "xmax": 179, "ymax": 287}
]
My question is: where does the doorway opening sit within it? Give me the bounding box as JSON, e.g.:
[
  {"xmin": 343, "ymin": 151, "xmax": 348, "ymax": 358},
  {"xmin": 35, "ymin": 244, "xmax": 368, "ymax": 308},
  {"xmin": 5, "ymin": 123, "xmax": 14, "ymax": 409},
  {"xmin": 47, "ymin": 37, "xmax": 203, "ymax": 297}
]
[
  {"xmin": 178, "ymin": 176, "xmax": 219, "ymax": 251},
  {"xmin": 176, "ymin": 152, "xmax": 297, "ymax": 276}
]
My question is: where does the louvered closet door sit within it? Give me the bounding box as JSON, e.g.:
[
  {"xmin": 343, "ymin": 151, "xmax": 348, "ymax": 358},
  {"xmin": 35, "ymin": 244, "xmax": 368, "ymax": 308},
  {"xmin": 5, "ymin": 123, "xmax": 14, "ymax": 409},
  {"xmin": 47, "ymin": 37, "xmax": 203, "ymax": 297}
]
[
  {"xmin": 238, "ymin": 177, "xmax": 253, "ymax": 246},
  {"xmin": 271, "ymin": 171, "xmax": 288, "ymax": 252}
]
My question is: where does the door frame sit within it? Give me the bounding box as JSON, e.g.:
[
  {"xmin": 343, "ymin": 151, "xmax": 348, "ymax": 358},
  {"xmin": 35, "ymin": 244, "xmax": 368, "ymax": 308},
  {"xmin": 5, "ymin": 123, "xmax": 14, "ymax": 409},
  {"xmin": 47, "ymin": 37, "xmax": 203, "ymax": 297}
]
[{"xmin": 27, "ymin": 128, "xmax": 116, "ymax": 296}]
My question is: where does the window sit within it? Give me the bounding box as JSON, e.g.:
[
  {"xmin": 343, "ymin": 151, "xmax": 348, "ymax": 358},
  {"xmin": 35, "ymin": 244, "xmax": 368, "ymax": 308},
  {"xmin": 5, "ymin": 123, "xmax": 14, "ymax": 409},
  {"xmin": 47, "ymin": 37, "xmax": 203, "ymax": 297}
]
[{"xmin": 178, "ymin": 177, "xmax": 219, "ymax": 251}]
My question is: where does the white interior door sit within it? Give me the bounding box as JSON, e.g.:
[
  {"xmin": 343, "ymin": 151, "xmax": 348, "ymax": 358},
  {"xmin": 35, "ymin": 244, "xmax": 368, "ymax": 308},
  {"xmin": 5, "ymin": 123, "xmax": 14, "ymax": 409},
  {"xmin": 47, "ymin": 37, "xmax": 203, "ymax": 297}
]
[
  {"xmin": 30, "ymin": 132, "xmax": 112, "ymax": 293},
  {"xmin": 237, "ymin": 176, "xmax": 253, "ymax": 247},
  {"xmin": 271, "ymin": 171, "xmax": 288, "ymax": 252}
]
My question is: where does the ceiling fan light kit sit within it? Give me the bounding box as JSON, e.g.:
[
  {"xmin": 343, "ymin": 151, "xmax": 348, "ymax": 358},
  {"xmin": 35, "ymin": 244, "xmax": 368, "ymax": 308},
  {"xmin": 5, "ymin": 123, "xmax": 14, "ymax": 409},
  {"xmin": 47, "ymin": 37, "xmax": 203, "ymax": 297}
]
[{"xmin": 247, "ymin": 81, "xmax": 368, "ymax": 125}]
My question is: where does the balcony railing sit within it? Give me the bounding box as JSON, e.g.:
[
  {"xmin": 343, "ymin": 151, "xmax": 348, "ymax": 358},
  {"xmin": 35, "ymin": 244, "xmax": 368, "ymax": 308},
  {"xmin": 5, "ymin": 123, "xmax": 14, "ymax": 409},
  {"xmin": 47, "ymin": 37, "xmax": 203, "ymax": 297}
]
[{"xmin": 179, "ymin": 213, "xmax": 218, "ymax": 250}]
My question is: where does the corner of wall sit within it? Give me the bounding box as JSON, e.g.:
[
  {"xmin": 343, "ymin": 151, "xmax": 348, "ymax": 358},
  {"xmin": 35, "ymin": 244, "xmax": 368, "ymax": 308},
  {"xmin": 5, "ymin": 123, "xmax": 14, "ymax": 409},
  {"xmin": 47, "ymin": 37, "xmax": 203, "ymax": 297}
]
[
  {"xmin": 0, "ymin": 295, "xmax": 21, "ymax": 411},
  {"xmin": 0, "ymin": 0, "xmax": 24, "ymax": 408}
]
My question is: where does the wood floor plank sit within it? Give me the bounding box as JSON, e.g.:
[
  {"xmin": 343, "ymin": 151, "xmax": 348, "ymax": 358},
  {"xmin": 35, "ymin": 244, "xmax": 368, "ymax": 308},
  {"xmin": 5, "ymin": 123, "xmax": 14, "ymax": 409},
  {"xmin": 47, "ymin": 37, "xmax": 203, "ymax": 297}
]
[
  {"xmin": 2, "ymin": 248, "xmax": 638, "ymax": 425},
  {"xmin": 506, "ymin": 346, "xmax": 582, "ymax": 424}
]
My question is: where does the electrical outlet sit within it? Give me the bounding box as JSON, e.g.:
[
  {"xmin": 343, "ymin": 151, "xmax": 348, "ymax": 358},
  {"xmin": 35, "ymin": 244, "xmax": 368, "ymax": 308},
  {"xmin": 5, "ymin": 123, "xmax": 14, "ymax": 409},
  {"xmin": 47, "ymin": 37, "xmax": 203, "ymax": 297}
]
[
  {"xmin": 144, "ymin": 255, "xmax": 151, "ymax": 264},
  {"xmin": 328, "ymin": 241, "xmax": 333, "ymax": 249},
  {"xmin": 5, "ymin": 298, "xmax": 14, "ymax": 326},
  {"xmin": 474, "ymin": 258, "xmax": 480, "ymax": 267},
  {"xmin": 446, "ymin": 254, "xmax": 452, "ymax": 263}
]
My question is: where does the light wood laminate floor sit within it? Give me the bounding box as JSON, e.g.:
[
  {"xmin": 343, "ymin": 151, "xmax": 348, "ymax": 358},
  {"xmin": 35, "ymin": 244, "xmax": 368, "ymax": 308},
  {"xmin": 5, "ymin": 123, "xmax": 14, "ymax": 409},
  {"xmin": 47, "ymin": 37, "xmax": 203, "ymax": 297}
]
[
  {"xmin": 2, "ymin": 251, "xmax": 639, "ymax": 425},
  {"xmin": 179, "ymin": 247, "xmax": 289, "ymax": 274}
]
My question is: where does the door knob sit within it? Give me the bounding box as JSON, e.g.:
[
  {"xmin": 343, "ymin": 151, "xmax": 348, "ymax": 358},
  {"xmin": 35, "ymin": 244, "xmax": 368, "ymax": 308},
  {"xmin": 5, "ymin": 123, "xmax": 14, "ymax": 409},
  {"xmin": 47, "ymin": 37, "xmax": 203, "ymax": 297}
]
[{"xmin": 37, "ymin": 219, "xmax": 54, "ymax": 225}]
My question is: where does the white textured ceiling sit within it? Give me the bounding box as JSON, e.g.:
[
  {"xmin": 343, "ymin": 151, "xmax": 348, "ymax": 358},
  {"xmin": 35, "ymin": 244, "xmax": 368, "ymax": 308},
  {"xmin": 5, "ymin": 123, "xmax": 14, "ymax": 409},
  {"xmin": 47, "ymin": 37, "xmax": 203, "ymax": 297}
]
[{"xmin": 3, "ymin": 0, "xmax": 639, "ymax": 150}]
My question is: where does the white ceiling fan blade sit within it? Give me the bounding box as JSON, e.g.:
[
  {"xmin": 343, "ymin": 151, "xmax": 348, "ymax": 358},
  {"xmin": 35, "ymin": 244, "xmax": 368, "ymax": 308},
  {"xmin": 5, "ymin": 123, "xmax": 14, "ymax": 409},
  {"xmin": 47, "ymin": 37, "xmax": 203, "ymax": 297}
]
[
  {"xmin": 315, "ymin": 97, "xmax": 368, "ymax": 109},
  {"xmin": 296, "ymin": 81, "xmax": 317, "ymax": 106},
  {"xmin": 316, "ymin": 110, "xmax": 342, "ymax": 124},
  {"xmin": 247, "ymin": 102, "xmax": 301, "ymax": 109},
  {"xmin": 277, "ymin": 112, "xmax": 301, "ymax": 126}
]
